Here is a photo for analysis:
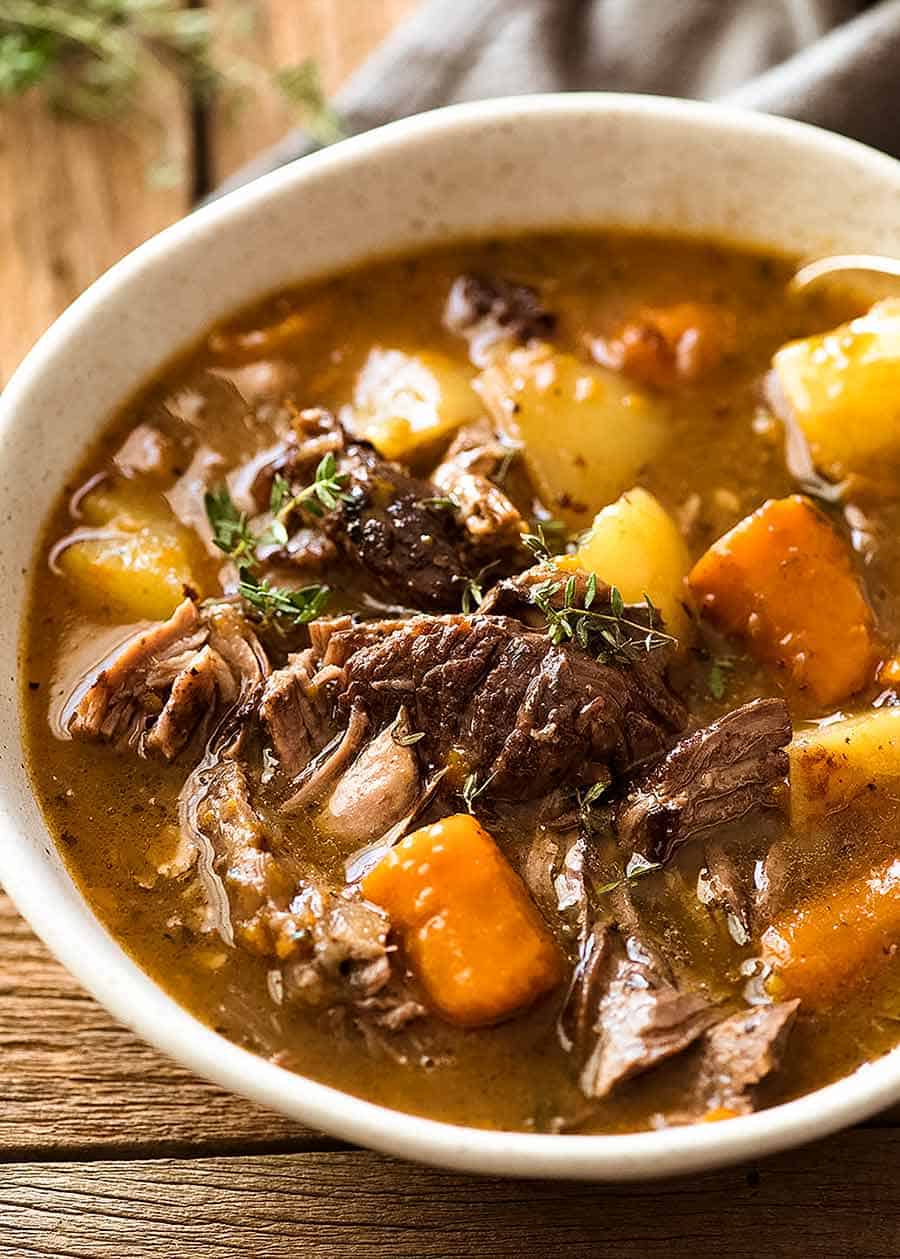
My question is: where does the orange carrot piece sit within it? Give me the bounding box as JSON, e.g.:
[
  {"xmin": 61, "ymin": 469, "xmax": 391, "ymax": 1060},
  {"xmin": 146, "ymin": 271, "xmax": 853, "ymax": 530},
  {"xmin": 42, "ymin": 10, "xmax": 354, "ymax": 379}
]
[
  {"xmin": 761, "ymin": 857, "xmax": 900, "ymax": 1007},
  {"xmin": 592, "ymin": 302, "xmax": 735, "ymax": 388},
  {"xmin": 362, "ymin": 814, "xmax": 564, "ymax": 1027},
  {"xmin": 688, "ymin": 495, "xmax": 876, "ymax": 706}
]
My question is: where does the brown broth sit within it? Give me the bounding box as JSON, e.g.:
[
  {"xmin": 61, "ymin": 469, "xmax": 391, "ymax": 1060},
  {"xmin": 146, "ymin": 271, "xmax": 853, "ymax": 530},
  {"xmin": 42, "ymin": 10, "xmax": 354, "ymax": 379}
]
[{"xmin": 20, "ymin": 231, "xmax": 900, "ymax": 1134}]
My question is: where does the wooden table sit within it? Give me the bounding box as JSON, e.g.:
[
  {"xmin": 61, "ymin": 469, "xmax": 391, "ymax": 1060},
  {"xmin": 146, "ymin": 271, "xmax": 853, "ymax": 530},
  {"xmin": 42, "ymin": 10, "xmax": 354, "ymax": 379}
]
[{"xmin": 2, "ymin": 5, "xmax": 900, "ymax": 1254}]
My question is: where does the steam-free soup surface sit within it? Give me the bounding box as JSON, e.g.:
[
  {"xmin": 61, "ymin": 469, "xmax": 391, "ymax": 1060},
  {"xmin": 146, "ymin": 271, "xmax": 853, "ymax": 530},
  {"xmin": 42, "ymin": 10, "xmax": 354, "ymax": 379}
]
[{"xmin": 22, "ymin": 233, "xmax": 900, "ymax": 1134}]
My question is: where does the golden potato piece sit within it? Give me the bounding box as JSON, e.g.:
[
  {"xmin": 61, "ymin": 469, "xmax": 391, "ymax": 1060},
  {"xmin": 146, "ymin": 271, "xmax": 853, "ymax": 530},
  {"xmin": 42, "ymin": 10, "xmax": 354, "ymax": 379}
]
[
  {"xmin": 352, "ymin": 348, "xmax": 481, "ymax": 460},
  {"xmin": 565, "ymin": 487, "xmax": 692, "ymax": 642},
  {"xmin": 772, "ymin": 298, "xmax": 900, "ymax": 478},
  {"xmin": 789, "ymin": 707, "xmax": 900, "ymax": 827},
  {"xmin": 58, "ymin": 528, "xmax": 194, "ymax": 622},
  {"xmin": 476, "ymin": 346, "xmax": 667, "ymax": 529}
]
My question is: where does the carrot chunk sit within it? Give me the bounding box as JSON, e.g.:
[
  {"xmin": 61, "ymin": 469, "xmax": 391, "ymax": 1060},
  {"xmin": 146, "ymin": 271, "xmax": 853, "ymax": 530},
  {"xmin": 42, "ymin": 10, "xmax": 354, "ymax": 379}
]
[
  {"xmin": 761, "ymin": 858, "xmax": 900, "ymax": 1007},
  {"xmin": 688, "ymin": 495, "xmax": 875, "ymax": 706},
  {"xmin": 361, "ymin": 814, "xmax": 564, "ymax": 1026}
]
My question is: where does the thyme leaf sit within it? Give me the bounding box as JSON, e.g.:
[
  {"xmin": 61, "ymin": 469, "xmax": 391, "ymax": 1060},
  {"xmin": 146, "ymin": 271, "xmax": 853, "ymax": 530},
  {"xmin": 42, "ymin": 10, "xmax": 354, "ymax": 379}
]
[
  {"xmin": 593, "ymin": 853, "xmax": 663, "ymax": 897},
  {"xmin": 237, "ymin": 568, "xmax": 329, "ymax": 627},
  {"xmin": 577, "ymin": 777, "xmax": 612, "ymax": 832},
  {"xmin": 708, "ymin": 654, "xmax": 736, "ymax": 701},
  {"xmin": 272, "ymin": 452, "xmax": 352, "ymax": 522},
  {"xmin": 461, "ymin": 770, "xmax": 497, "ymax": 814},
  {"xmin": 204, "ymin": 485, "xmax": 258, "ymax": 566}
]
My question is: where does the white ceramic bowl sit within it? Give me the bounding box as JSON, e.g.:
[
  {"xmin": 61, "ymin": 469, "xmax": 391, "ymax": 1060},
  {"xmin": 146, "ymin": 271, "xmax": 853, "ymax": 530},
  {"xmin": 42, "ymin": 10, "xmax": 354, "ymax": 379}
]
[{"xmin": 3, "ymin": 95, "xmax": 900, "ymax": 1181}]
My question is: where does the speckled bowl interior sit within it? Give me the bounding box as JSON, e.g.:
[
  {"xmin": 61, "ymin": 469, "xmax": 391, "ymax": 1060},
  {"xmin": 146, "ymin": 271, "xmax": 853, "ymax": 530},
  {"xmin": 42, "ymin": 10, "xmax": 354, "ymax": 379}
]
[{"xmin": 2, "ymin": 95, "xmax": 900, "ymax": 1180}]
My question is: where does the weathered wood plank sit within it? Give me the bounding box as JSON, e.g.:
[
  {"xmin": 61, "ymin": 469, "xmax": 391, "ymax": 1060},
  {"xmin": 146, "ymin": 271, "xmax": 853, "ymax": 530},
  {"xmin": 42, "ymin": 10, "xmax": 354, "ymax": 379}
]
[
  {"xmin": 207, "ymin": 0, "xmax": 416, "ymax": 184},
  {"xmin": 0, "ymin": 71, "xmax": 190, "ymax": 385},
  {"xmin": 1, "ymin": 1132, "xmax": 900, "ymax": 1259},
  {"xmin": 0, "ymin": 893, "xmax": 316, "ymax": 1157}
]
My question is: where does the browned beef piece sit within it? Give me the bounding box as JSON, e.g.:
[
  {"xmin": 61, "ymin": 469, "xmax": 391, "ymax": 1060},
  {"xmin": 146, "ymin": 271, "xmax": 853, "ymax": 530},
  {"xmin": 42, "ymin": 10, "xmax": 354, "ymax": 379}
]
[
  {"xmin": 68, "ymin": 598, "xmax": 269, "ymax": 762},
  {"xmin": 336, "ymin": 610, "xmax": 686, "ymax": 799},
  {"xmin": 241, "ymin": 408, "xmax": 472, "ymax": 610},
  {"xmin": 259, "ymin": 648, "xmax": 335, "ymax": 776},
  {"xmin": 444, "ymin": 274, "xmax": 556, "ymax": 364},
  {"xmin": 667, "ymin": 1000, "xmax": 800, "ymax": 1123},
  {"xmin": 617, "ymin": 698, "xmax": 791, "ymax": 865},
  {"xmin": 281, "ymin": 885, "xmax": 392, "ymax": 1006},
  {"xmin": 187, "ymin": 757, "xmax": 394, "ymax": 1004},
  {"xmin": 432, "ymin": 420, "xmax": 526, "ymax": 556},
  {"xmin": 562, "ymin": 922, "xmax": 717, "ymax": 1100},
  {"xmin": 324, "ymin": 439, "xmax": 470, "ymax": 610}
]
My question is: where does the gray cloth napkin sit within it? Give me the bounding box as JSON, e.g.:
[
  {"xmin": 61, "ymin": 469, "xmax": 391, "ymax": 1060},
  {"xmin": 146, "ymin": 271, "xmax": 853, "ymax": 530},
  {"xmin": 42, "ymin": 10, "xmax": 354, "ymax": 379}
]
[{"xmin": 218, "ymin": 0, "xmax": 900, "ymax": 193}]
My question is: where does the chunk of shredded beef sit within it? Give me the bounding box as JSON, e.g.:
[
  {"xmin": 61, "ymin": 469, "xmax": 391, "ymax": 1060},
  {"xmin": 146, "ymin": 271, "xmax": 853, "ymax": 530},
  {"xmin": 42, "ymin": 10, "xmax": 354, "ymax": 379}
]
[
  {"xmin": 617, "ymin": 698, "xmax": 791, "ymax": 865},
  {"xmin": 432, "ymin": 420, "xmax": 526, "ymax": 556},
  {"xmin": 259, "ymin": 649, "xmax": 335, "ymax": 777},
  {"xmin": 185, "ymin": 755, "xmax": 401, "ymax": 1011},
  {"xmin": 444, "ymin": 274, "xmax": 556, "ymax": 365},
  {"xmin": 666, "ymin": 1000, "xmax": 800, "ymax": 1124},
  {"xmin": 247, "ymin": 409, "xmax": 473, "ymax": 610},
  {"xmin": 562, "ymin": 922, "xmax": 717, "ymax": 1100},
  {"xmin": 325, "ymin": 438, "xmax": 470, "ymax": 610},
  {"xmin": 68, "ymin": 598, "xmax": 268, "ymax": 761},
  {"xmin": 333, "ymin": 610, "xmax": 685, "ymax": 800}
]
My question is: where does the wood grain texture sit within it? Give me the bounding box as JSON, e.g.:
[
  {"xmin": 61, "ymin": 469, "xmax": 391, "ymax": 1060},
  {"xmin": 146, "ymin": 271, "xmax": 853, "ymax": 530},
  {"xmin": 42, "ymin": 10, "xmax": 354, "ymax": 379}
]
[
  {"xmin": 2, "ymin": 1134, "xmax": 900, "ymax": 1259},
  {"xmin": 0, "ymin": 72, "xmax": 190, "ymax": 385},
  {"xmin": 0, "ymin": 893, "xmax": 316, "ymax": 1158},
  {"xmin": 207, "ymin": 0, "xmax": 416, "ymax": 183}
]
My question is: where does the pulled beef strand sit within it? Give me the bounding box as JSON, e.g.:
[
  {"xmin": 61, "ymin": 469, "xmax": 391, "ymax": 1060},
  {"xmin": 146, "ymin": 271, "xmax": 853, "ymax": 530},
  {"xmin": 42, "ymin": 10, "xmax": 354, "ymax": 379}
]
[
  {"xmin": 666, "ymin": 1000, "xmax": 800, "ymax": 1124},
  {"xmin": 617, "ymin": 698, "xmax": 792, "ymax": 865},
  {"xmin": 67, "ymin": 598, "xmax": 269, "ymax": 762},
  {"xmin": 562, "ymin": 922, "xmax": 717, "ymax": 1101}
]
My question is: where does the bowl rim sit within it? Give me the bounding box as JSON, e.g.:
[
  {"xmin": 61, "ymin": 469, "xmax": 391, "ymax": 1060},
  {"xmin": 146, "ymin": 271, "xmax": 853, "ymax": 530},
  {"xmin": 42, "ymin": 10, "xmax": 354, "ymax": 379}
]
[{"xmin": 4, "ymin": 91, "xmax": 900, "ymax": 1181}]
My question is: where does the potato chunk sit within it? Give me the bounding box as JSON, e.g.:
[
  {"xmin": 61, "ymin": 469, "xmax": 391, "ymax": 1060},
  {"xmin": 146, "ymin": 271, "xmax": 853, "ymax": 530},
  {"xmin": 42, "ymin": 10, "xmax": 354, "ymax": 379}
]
[
  {"xmin": 789, "ymin": 707, "xmax": 900, "ymax": 827},
  {"xmin": 476, "ymin": 345, "xmax": 667, "ymax": 529},
  {"xmin": 362, "ymin": 813, "xmax": 564, "ymax": 1026},
  {"xmin": 772, "ymin": 298, "xmax": 900, "ymax": 478},
  {"xmin": 566, "ymin": 487, "xmax": 691, "ymax": 641},
  {"xmin": 58, "ymin": 529, "xmax": 193, "ymax": 622},
  {"xmin": 58, "ymin": 484, "xmax": 194, "ymax": 621},
  {"xmin": 352, "ymin": 348, "xmax": 481, "ymax": 460},
  {"xmin": 688, "ymin": 495, "xmax": 875, "ymax": 706}
]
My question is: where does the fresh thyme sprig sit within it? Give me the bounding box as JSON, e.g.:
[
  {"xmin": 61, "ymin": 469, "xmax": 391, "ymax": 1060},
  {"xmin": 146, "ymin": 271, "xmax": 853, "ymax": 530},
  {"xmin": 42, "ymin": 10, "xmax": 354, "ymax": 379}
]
[
  {"xmin": 708, "ymin": 654, "xmax": 736, "ymax": 700},
  {"xmin": 237, "ymin": 567, "xmax": 329, "ymax": 627},
  {"xmin": 205, "ymin": 455, "xmax": 351, "ymax": 568},
  {"xmin": 0, "ymin": 4, "xmax": 343, "ymax": 176},
  {"xmin": 204, "ymin": 485, "xmax": 259, "ymax": 566},
  {"xmin": 461, "ymin": 770, "xmax": 497, "ymax": 814},
  {"xmin": 530, "ymin": 574, "xmax": 676, "ymax": 665},
  {"xmin": 269, "ymin": 453, "xmax": 352, "ymax": 522}
]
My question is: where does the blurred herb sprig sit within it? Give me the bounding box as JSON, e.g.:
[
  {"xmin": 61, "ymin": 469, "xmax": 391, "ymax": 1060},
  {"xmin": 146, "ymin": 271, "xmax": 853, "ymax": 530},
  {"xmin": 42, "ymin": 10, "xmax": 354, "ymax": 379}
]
[{"xmin": 0, "ymin": 2, "xmax": 342, "ymax": 169}]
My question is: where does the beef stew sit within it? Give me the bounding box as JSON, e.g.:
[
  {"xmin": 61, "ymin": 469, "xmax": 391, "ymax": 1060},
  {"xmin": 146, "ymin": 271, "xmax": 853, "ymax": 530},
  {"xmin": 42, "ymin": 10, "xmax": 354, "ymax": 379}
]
[{"xmin": 21, "ymin": 232, "xmax": 900, "ymax": 1134}]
